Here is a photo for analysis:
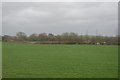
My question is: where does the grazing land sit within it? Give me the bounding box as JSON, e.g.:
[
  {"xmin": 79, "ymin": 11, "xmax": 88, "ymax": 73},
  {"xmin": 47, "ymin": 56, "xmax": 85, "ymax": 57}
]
[
  {"xmin": 0, "ymin": 42, "xmax": 2, "ymax": 79},
  {"xmin": 2, "ymin": 42, "xmax": 118, "ymax": 78}
]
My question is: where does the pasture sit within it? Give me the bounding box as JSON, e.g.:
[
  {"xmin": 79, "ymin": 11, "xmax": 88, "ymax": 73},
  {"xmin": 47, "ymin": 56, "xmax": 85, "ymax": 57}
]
[
  {"xmin": 0, "ymin": 42, "xmax": 2, "ymax": 79},
  {"xmin": 2, "ymin": 42, "xmax": 118, "ymax": 78}
]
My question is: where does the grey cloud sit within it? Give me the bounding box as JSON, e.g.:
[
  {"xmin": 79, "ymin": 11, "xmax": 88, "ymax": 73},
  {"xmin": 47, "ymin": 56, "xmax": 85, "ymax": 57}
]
[
  {"xmin": 0, "ymin": 3, "xmax": 2, "ymax": 35},
  {"xmin": 2, "ymin": 2, "xmax": 118, "ymax": 36}
]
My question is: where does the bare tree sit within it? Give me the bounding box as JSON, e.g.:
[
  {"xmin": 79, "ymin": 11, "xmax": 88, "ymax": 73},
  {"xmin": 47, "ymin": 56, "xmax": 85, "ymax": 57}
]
[
  {"xmin": 16, "ymin": 32, "xmax": 27, "ymax": 41},
  {"xmin": 48, "ymin": 33, "xmax": 55, "ymax": 41},
  {"xmin": 38, "ymin": 33, "xmax": 47, "ymax": 41},
  {"xmin": 61, "ymin": 32, "xmax": 69, "ymax": 41},
  {"xmin": 28, "ymin": 33, "xmax": 38, "ymax": 41},
  {"xmin": 61, "ymin": 32, "xmax": 78, "ymax": 43},
  {"xmin": 4, "ymin": 32, "xmax": 118, "ymax": 45}
]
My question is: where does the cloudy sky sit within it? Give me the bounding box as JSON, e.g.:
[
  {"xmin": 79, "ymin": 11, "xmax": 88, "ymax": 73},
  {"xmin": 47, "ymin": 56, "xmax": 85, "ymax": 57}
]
[
  {"xmin": 0, "ymin": 2, "xmax": 1, "ymax": 36},
  {"xmin": 2, "ymin": 2, "xmax": 118, "ymax": 36}
]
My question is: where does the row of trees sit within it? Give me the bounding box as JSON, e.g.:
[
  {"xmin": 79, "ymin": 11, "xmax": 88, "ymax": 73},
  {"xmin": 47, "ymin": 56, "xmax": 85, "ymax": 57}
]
[{"xmin": 2, "ymin": 32, "xmax": 118, "ymax": 45}]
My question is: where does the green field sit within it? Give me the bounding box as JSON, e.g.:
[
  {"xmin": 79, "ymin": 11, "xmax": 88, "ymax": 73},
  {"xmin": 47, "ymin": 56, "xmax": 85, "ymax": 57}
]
[
  {"xmin": 0, "ymin": 42, "xmax": 2, "ymax": 79},
  {"xmin": 2, "ymin": 42, "xmax": 118, "ymax": 78}
]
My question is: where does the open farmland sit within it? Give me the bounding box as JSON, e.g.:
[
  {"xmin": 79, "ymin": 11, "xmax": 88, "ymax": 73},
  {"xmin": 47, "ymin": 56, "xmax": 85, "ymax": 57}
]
[{"xmin": 2, "ymin": 42, "xmax": 118, "ymax": 78}]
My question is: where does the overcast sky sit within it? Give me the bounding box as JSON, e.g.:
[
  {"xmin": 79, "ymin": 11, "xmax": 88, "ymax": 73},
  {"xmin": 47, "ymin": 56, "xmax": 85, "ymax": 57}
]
[
  {"xmin": 0, "ymin": 2, "xmax": 2, "ymax": 36},
  {"xmin": 2, "ymin": 2, "xmax": 118, "ymax": 36}
]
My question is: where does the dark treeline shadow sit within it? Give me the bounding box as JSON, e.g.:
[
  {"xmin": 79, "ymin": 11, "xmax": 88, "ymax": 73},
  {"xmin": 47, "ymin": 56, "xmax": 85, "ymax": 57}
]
[{"xmin": 1, "ymin": 32, "xmax": 119, "ymax": 45}]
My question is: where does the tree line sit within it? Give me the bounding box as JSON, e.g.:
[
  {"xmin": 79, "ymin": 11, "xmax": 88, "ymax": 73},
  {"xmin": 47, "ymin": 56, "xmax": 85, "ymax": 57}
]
[{"xmin": 2, "ymin": 32, "xmax": 119, "ymax": 45}]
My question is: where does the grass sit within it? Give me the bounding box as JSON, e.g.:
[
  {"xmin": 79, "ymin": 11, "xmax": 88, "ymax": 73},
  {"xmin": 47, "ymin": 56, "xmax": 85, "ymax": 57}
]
[
  {"xmin": 2, "ymin": 42, "xmax": 118, "ymax": 78},
  {"xmin": 0, "ymin": 42, "xmax": 2, "ymax": 79}
]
